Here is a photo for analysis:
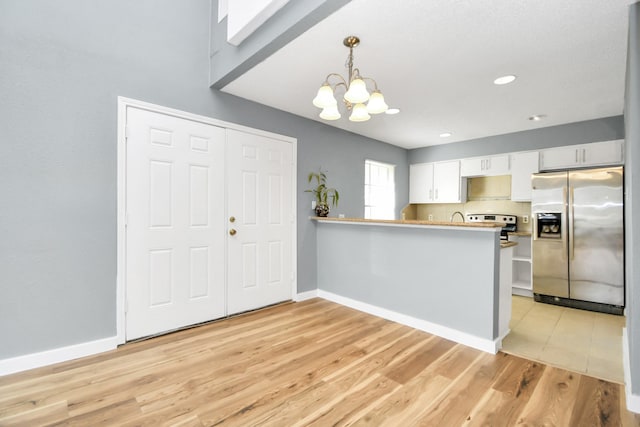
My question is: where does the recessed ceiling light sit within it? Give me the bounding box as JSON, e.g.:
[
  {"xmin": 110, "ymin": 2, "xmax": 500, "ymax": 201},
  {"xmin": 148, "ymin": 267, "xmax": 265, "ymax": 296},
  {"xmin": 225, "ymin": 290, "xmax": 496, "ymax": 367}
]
[
  {"xmin": 439, "ymin": 132, "xmax": 452, "ymax": 138},
  {"xmin": 385, "ymin": 108, "xmax": 400, "ymax": 115},
  {"xmin": 493, "ymin": 75, "xmax": 517, "ymax": 85},
  {"xmin": 529, "ymin": 114, "xmax": 547, "ymax": 121}
]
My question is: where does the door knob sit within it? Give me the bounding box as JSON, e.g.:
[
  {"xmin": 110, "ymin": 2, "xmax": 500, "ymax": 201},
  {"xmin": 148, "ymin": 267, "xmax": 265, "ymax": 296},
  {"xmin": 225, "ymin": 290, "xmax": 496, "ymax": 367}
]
[
  {"xmin": 229, "ymin": 229, "xmax": 237, "ymax": 236},
  {"xmin": 229, "ymin": 216, "xmax": 236, "ymax": 223}
]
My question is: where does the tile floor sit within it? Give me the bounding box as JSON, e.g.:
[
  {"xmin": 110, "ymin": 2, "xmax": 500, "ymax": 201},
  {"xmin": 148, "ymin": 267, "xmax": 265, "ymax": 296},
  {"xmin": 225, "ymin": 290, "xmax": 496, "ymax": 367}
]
[{"xmin": 501, "ymin": 295, "xmax": 626, "ymax": 383}]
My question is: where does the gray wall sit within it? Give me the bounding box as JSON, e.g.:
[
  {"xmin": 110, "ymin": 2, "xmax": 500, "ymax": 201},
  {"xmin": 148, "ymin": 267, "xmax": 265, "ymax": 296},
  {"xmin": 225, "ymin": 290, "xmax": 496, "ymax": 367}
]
[
  {"xmin": 409, "ymin": 116, "xmax": 625, "ymax": 164},
  {"xmin": 316, "ymin": 222, "xmax": 500, "ymax": 340},
  {"xmin": 625, "ymin": 1, "xmax": 640, "ymax": 397},
  {"xmin": 0, "ymin": 0, "xmax": 407, "ymax": 359},
  {"xmin": 209, "ymin": 0, "xmax": 350, "ymax": 88}
]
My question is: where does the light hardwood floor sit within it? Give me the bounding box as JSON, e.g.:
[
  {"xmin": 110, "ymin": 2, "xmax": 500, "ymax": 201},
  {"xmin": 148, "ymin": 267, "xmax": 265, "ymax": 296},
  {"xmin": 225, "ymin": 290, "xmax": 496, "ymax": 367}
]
[{"xmin": 1, "ymin": 298, "xmax": 639, "ymax": 426}]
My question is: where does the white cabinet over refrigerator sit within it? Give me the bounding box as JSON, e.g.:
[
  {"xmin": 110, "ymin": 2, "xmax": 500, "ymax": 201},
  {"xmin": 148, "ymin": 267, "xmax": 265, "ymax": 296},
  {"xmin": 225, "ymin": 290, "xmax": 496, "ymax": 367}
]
[{"xmin": 539, "ymin": 140, "xmax": 624, "ymax": 171}]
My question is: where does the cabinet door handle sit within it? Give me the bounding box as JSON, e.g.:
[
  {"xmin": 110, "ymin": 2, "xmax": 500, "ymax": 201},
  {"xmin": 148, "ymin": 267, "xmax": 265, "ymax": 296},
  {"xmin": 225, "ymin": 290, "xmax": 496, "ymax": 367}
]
[
  {"xmin": 435, "ymin": 189, "xmax": 439, "ymax": 200},
  {"xmin": 582, "ymin": 149, "xmax": 586, "ymax": 163},
  {"xmin": 575, "ymin": 149, "xmax": 579, "ymax": 164},
  {"xmin": 429, "ymin": 189, "xmax": 433, "ymax": 200}
]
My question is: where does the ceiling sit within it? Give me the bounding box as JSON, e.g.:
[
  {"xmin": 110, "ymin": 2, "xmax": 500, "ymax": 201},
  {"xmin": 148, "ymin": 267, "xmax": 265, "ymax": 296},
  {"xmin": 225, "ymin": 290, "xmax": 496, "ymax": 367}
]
[{"xmin": 221, "ymin": 0, "xmax": 632, "ymax": 150}]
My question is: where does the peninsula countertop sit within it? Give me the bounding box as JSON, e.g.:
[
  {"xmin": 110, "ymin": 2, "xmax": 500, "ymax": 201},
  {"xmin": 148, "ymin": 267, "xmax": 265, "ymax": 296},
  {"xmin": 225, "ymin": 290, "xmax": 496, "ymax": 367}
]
[
  {"xmin": 313, "ymin": 217, "xmax": 517, "ymax": 248},
  {"xmin": 311, "ymin": 216, "xmax": 505, "ymax": 229}
]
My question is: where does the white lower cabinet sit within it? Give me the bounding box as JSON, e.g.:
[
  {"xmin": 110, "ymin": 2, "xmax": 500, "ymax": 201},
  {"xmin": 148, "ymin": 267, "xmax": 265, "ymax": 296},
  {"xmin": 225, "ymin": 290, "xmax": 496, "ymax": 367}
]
[
  {"xmin": 539, "ymin": 139, "xmax": 624, "ymax": 171},
  {"xmin": 409, "ymin": 160, "xmax": 465, "ymax": 204}
]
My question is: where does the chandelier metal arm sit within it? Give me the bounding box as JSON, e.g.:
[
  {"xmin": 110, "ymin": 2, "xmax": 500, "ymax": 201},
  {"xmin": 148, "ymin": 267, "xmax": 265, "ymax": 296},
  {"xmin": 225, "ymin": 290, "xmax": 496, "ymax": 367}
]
[
  {"xmin": 323, "ymin": 73, "xmax": 348, "ymax": 88},
  {"xmin": 360, "ymin": 76, "xmax": 380, "ymax": 91}
]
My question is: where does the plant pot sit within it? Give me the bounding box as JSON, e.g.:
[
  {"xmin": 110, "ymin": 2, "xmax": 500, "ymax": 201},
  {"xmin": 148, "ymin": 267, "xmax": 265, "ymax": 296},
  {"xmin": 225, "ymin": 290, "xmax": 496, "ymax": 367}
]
[{"xmin": 315, "ymin": 203, "xmax": 330, "ymax": 217}]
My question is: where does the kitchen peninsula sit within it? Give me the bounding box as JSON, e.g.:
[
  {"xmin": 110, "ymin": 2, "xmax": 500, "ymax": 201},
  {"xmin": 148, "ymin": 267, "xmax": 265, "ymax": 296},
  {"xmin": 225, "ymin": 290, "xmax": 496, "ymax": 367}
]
[{"xmin": 313, "ymin": 217, "xmax": 513, "ymax": 353}]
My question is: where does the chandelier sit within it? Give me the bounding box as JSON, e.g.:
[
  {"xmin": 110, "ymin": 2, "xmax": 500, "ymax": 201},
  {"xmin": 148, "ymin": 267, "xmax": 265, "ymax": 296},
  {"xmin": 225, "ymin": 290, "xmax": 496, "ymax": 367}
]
[{"xmin": 312, "ymin": 36, "xmax": 391, "ymax": 122}]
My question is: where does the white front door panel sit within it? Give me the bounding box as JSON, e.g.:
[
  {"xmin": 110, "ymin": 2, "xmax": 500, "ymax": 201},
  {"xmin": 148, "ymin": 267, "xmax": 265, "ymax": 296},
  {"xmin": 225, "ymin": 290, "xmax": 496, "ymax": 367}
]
[
  {"xmin": 226, "ymin": 129, "xmax": 293, "ymax": 315},
  {"xmin": 125, "ymin": 107, "xmax": 226, "ymax": 340}
]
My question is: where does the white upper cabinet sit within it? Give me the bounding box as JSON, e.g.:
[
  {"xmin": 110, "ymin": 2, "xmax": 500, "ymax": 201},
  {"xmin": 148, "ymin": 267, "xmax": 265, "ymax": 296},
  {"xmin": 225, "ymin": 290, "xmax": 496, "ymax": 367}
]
[
  {"xmin": 434, "ymin": 160, "xmax": 465, "ymax": 203},
  {"xmin": 409, "ymin": 160, "xmax": 465, "ymax": 204},
  {"xmin": 409, "ymin": 163, "xmax": 434, "ymax": 203},
  {"xmin": 581, "ymin": 140, "xmax": 624, "ymax": 166},
  {"xmin": 461, "ymin": 154, "xmax": 510, "ymax": 177},
  {"xmin": 510, "ymin": 151, "xmax": 539, "ymax": 201},
  {"xmin": 539, "ymin": 140, "xmax": 624, "ymax": 171}
]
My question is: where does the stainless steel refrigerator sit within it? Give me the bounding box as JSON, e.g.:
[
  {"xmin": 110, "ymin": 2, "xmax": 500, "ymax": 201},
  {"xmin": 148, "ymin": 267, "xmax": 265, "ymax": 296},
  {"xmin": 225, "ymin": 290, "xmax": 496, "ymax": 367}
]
[{"xmin": 531, "ymin": 166, "xmax": 624, "ymax": 315}]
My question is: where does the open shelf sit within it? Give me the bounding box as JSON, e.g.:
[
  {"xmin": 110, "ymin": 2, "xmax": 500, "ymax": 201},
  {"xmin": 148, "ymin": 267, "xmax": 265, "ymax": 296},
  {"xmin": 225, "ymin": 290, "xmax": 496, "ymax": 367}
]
[
  {"xmin": 513, "ymin": 261, "xmax": 531, "ymax": 285},
  {"xmin": 510, "ymin": 234, "xmax": 532, "ymax": 295}
]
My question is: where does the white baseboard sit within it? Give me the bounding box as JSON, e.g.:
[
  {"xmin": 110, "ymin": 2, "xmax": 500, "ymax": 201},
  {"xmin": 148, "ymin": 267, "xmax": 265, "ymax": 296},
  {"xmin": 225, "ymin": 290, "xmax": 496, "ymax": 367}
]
[
  {"xmin": 294, "ymin": 289, "xmax": 319, "ymax": 302},
  {"xmin": 0, "ymin": 336, "xmax": 118, "ymax": 377},
  {"xmin": 317, "ymin": 290, "xmax": 500, "ymax": 354},
  {"xmin": 512, "ymin": 288, "xmax": 533, "ymax": 298},
  {"xmin": 623, "ymin": 327, "xmax": 640, "ymax": 414}
]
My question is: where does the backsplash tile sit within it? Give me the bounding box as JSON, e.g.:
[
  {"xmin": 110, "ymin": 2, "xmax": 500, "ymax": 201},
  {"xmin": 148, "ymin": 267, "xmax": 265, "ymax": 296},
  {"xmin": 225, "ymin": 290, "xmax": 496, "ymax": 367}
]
[{"xmin": 414, "ymin": 201, "xmax": 532, "ymax": 232}]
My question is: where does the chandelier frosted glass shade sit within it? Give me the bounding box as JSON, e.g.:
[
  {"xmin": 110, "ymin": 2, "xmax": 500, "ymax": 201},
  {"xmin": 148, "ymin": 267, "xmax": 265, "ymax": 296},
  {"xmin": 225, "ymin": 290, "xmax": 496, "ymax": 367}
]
[
  {"xmin": 312, "ymin": 35, "xmax": 395, "ymax": 122},
  {"xmin": 366, "ymin": 91, "xmax": 389, "ymax": 114},
  {"xmin": 349, "ymin": 103, "xmax": 371, "ymax": 122},
  {"xmin": 312, "ymin": 84, "xmax": 337, "ymax": 108},
  {"xmin": 343, "ymin": 78, "xmax": 370, "ymax": 104},
  {"xmin": 320, "ymin": 105, "xmax": 341, "ymax": 120}
]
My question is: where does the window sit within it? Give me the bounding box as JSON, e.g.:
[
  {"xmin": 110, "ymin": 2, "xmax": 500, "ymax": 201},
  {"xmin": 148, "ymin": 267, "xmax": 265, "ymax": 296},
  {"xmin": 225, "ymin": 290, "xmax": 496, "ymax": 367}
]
[{"xmin": 364, "ymin": 160, "xmax": 396, "ymax": 219}]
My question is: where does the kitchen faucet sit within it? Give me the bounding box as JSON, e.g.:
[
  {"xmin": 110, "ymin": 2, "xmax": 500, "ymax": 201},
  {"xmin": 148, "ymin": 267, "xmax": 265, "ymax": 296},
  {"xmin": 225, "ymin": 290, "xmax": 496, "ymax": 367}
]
[{"xmin": 450, "ymin": 211, "xmax": 465, "ymax": 223}]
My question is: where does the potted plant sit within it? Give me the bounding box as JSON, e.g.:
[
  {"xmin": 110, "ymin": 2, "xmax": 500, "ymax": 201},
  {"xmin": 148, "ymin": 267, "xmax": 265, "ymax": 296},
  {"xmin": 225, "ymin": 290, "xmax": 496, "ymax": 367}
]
[{"xmin": 306, "ymin": 169, "xmax": 339, "ymax": 217}]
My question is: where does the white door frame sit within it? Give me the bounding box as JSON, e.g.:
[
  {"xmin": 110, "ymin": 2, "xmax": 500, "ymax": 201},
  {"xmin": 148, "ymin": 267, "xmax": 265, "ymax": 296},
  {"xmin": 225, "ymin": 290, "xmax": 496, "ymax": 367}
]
[{"xmin": 116, "ymin": 97, "xmax": 297, "ymax": 344}]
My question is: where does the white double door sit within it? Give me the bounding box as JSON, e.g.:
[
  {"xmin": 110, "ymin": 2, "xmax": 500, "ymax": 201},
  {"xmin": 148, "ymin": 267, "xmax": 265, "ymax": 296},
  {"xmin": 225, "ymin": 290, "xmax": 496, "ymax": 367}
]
[{"xmin": 125, "ymin": 107, "xmax": 293, "ymax": 340}]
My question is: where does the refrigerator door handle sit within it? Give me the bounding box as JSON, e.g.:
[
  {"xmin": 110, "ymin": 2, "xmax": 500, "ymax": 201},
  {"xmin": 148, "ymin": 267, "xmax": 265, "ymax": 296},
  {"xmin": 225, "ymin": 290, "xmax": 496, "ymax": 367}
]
[
  {"xmin": 568, "ymin": 186, "xmax": 575, "ymax": 260},
  {"xmin": 562, "ymin": 186, "xmax": 569, "ymax": 261}
]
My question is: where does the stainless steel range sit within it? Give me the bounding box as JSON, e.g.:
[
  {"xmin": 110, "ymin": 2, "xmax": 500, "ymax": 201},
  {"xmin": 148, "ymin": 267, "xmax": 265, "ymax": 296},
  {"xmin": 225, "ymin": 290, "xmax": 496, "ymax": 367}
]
[{"xmin": 466, "ymin": 214, "xmax": 517, "ymax": 240}]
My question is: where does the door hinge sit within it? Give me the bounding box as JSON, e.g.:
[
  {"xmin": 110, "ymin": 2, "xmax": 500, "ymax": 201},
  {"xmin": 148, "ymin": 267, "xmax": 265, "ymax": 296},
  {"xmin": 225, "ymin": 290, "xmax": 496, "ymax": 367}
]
[
  {"xmin": 124, "ymin": 212, "xmax": 129, "ymax": 227},
  {"xmin": 124, "ymin": 125, "xmax": 131, "ymax": 140}
]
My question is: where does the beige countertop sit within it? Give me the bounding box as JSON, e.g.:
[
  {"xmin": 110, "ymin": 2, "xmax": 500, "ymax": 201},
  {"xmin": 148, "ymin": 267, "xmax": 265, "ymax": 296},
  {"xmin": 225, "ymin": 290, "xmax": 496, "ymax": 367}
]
[
  {"xmin": 312, "ymin": 217, "xmax": 504, "ymax": 229},
  {"xmin": 500, "ymin": 241, "xmax": 519, "ymax": 249},
  {"xmin": 508, "ymin": 231, "xmax": 532, "ymax": 237}
]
